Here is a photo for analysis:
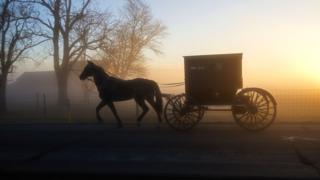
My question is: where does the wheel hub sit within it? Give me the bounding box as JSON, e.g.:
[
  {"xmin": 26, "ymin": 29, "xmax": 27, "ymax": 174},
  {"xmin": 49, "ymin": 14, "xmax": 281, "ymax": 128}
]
[
  {"xmin": 178, "ymin": 106, "xmax": 188, "ymax": 116},
  {"xmin": 248, "ymin": 104, "xmax": 258, "ymax": 114}
]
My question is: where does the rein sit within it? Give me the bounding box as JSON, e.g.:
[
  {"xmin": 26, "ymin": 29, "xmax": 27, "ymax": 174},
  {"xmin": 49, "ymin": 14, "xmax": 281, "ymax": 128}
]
[{"xmin": 160, "ymin": 82, "xmax": 185, "ymax": 88}]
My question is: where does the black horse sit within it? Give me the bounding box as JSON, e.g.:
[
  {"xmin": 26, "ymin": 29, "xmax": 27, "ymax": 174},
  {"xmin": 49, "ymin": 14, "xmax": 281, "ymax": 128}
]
[{"xmin": 79, "ymin": 61, "xmax": 163, "ymax": 128}]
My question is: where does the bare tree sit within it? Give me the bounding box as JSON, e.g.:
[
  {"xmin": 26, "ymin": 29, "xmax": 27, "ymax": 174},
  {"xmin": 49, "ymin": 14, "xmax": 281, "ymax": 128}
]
[
  {"xmin": 0, "ymin": 0, "xmax": 44, "ymax": 113},
  {"xmin": 30, "ymin": 0, "xmax": 109, "ymax": 105},
  {"xmin": 99, "ymin": 0, "xmax": 166, "ymax": 78}
]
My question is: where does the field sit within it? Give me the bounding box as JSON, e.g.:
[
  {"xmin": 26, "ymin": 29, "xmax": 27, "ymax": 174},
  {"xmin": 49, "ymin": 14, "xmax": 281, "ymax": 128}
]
[{"xmin": 2, "ymin": 89, "xmax": 320, "ymax": 124}]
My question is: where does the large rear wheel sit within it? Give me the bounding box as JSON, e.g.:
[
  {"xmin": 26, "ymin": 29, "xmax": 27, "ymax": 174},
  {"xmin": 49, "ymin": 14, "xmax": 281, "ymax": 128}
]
[{"xmin": 232, "ymin": 88, "xmax": 277, "ymax": 131}]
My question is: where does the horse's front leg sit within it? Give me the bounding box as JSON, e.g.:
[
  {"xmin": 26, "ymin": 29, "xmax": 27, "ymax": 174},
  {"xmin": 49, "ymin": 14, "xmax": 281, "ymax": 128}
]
[
  {"xmin": 106, "ymin": 102, "xmax": 123, "ymax": 128},
  {"xmin": 96, "ymin": 101, "xmax": 107, "ymax": 123}
]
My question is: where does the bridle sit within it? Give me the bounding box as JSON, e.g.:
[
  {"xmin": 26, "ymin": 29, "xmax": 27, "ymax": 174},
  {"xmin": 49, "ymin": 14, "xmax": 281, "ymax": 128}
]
[{"xmin": 86, "ymin": 77, "xmax": 94, "ymax": 82}]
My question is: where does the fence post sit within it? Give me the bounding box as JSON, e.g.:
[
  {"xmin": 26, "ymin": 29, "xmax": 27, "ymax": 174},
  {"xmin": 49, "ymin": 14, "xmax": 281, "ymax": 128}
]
[
  {"xmin": 67, "ymin": 98, "xmax": 72, "ymax": 124},
  {"xmin": 36, "ymin": 93, "xmax": 39, "ymax": 112},
  {"xmin": 42, "ymin": 93, "xmax": 47, "ymax": 120}
]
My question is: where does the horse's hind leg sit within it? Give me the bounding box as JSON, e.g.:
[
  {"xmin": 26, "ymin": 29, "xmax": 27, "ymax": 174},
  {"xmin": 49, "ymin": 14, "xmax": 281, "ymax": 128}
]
[
  {"xmin": 146, "ymin": 96, "xmax": 162, "ymax": 124},
  {"xmin": 135, "ymin": 98, "xmax": 149, "ymax": 126},
  {"xmin": 106, "ymin": 102, "xmax": 123, "ymax": 128},
  {"xmin": 96, "ymin": 101, "xmax": 107, "ymax": 123}
]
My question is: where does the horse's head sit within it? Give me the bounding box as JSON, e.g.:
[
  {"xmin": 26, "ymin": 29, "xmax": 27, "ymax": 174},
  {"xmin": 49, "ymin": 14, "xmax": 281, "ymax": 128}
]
[{"xmin": 79, "ymin": 61, "xmax": 96, "ymax": 80}]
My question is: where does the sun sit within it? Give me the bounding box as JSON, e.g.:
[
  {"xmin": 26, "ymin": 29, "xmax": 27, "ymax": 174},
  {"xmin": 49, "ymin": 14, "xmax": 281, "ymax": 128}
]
[{"xmin": 299, "ymin": 55, "xmax": 320, "ymax": 86}]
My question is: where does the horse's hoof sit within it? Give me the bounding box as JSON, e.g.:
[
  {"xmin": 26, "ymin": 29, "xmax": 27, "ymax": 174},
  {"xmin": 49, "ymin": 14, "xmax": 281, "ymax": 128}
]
[{"xmin": 137, "ymin": 122, "xmax": 141, "ymax": 127}]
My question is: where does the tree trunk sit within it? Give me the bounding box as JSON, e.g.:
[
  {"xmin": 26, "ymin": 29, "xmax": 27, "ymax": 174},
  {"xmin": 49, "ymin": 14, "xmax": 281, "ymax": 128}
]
[
  {"xmin": 56, "ymin": 71, "xmax": 70, "ymax": 107},
  {"xmin": 0, "ymin": 75, "xmax": 7, "ymax": 114}
]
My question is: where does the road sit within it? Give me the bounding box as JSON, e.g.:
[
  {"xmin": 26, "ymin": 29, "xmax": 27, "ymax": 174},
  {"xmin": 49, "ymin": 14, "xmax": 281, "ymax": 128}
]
[{"xmin": 1, "ymin": 122, "xmax": 320, "ymax": 179}]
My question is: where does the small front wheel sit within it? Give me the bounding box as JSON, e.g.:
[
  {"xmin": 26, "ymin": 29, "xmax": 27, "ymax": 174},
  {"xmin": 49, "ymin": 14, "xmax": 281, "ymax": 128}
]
[{"xmin": 164, "ymin": 94, "xmax": 204, "ymax": 131}]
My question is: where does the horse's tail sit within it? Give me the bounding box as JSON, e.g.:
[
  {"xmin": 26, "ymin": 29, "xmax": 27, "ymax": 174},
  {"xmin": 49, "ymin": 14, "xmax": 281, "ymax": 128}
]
[{"xmin": 152, "ymin": 81, "xmax": 163, "ymax": 114}]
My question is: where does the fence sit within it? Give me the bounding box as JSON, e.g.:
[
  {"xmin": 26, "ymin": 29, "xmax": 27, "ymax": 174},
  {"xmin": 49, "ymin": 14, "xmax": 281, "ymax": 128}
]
[
  {"xmin": 270, "ymin": 89, "xmax": 320, "ymax": 123},
  {"xmin": 2, "ymin": 89, "xmax": 320, "ymax": 124}
]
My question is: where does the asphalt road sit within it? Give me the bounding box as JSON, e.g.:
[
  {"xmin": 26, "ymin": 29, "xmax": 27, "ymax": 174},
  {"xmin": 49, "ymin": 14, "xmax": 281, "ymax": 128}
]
[{"xmin": 1, "ymin": 122, "xmax": 320, "ymax": 179}]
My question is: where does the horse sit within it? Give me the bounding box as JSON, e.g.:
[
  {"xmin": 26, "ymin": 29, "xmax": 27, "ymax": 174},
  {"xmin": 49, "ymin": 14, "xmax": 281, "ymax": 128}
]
[{"xmin": 79, "ymin": 61, "xmax": 163, "ymax": 128}]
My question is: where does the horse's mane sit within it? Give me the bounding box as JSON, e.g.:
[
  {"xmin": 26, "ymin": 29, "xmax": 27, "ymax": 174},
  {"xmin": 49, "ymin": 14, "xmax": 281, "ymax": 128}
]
[
  {"xmin": 91, "ymin": 63, "xmax": 125, "ymax": 82},
  {"xmin": 93, "ymin": 64, "xmax": 109, "ymax": 77}
]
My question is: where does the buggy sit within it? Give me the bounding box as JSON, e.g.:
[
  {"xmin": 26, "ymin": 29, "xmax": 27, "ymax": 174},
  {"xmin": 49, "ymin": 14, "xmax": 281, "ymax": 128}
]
[{"xmin": 163, "ymin": 53, "xmax": 277, "ymax": 131}]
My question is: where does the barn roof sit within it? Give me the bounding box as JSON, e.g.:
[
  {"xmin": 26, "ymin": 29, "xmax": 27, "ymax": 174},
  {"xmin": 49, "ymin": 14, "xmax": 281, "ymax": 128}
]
[{"xmin": 14, "ymin": 71, "xmax": 56, "ymax": 86}]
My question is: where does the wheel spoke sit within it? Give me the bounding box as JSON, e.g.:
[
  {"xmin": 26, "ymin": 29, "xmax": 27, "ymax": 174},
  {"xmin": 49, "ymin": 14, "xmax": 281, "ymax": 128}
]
[
  {"xmin": 177, "ymin": 98, "xmax": 183, "ymax": 109},
  {"xmin": 237, "ymin": 112, "xmax": 249, "ymax": 121},
  {"xmin": 256, "ymin": 98, "xmax": 266, "ymax": 106},
  {"xmin": 249, "ymin": 92, "xmax": 254, "ymax": 102},
  {"xmin": 254, "ymin": 113, "xmax": 264, "ymax": 123},
  {"xmin": 239, "ymin": 113, "xmax": 251, "ymax": 123},
  {"xmin": 257, "ymin": 102, "xmax": 268, "ymax": 108},
  {"xmin": 253, "ymin": 92, "xmax": 260, "ymax": 103},
  {"xmin": 167, "ymin": 115, "xmax": 177, "ymax": 123},
  {"xmin": 256, "ymin": 113, "xmax": 267, "ymax": 123},
  {"xmin": 186, "ymin": 113, "xmax": 199, "ymax": 119}
]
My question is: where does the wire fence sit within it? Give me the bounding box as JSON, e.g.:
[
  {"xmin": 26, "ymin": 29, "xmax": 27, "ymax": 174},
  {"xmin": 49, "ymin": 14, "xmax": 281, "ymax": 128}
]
[
  {"xmin": 2, "ymin": 89, "xmax": 320, "ymax": 124},
  {"xmin": 269, "ymin": 89, "xmax": 320, "ymax": 122}
]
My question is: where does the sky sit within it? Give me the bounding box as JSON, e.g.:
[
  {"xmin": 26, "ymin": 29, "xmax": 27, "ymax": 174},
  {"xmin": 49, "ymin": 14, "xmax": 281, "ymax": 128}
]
[{"xmin": 15, "ymin": 0, "xmax": 320, "ymax": 89}]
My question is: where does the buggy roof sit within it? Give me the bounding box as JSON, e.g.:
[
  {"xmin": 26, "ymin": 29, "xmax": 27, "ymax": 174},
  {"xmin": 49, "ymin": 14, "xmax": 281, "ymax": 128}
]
[{"xmin": 184, "ymin": 53, "xmax": 242, "ymax": 60}]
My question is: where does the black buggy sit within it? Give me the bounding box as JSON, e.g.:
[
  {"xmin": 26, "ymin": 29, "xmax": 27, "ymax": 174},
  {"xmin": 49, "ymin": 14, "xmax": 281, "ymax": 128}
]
[{"xmin": 163, "ymin": 53, "xmax": 277, "ymax": 131}]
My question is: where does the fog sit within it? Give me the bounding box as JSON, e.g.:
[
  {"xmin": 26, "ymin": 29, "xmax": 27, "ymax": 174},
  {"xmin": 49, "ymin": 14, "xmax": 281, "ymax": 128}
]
[{"xmin": 4, "ymin": 71, "xmax": 320, "ymax": 124}]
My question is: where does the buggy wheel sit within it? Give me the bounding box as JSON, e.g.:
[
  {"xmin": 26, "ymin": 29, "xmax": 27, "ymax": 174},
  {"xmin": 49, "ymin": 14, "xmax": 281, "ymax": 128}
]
[
  {"xmin": 164, "ymin": 94, "xmax": 204, "ymax": 131},
  {"xmin": 232, "ymin": 88, "xmax": 277, "ymax": 131}
]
